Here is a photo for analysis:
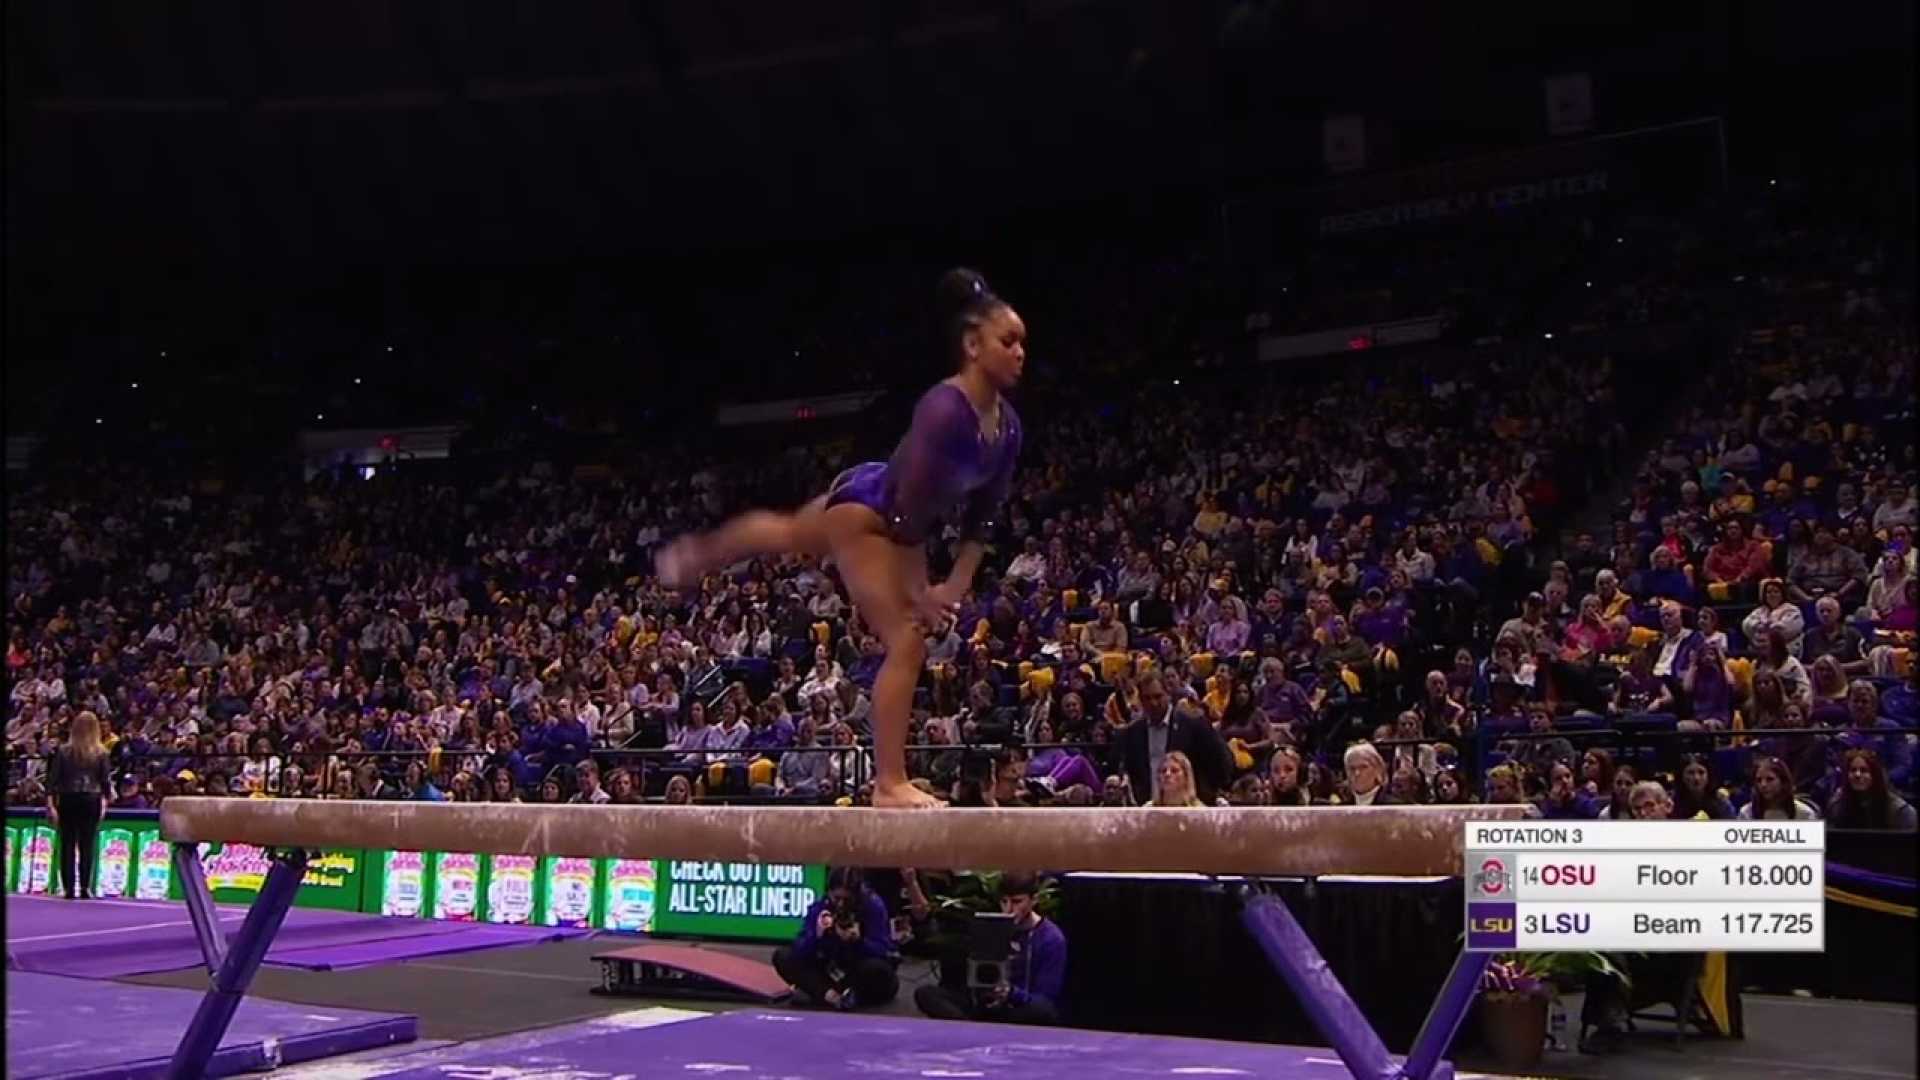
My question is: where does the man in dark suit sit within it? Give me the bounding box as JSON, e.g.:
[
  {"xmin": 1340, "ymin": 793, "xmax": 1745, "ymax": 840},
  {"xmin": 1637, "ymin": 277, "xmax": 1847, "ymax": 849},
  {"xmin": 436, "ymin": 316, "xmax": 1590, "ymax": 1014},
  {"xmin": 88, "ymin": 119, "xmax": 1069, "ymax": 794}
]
[{"xmin": 1119, "ymin": 671, "xmax": 1232, "ymax": 805}]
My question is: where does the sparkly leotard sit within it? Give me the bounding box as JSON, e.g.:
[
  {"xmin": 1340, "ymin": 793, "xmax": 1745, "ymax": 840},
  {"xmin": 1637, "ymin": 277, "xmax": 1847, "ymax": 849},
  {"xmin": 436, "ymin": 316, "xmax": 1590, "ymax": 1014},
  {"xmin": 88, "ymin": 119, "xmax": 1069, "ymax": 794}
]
[{"xmin": 824, "ymin": 382, "xmax": 1022, "ymax": 545}]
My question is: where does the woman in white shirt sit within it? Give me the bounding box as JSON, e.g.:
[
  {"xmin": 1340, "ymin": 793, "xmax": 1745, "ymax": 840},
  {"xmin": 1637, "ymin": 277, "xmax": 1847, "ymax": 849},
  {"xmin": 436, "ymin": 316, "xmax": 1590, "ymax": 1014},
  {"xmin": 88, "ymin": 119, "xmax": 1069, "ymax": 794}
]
[
  {"xmin": 726, "ymin": 612, "xmax": 775, "ymax": 660},
  {"xmin": 1742, "ymin": 579, "xmax": 1805, "ymax": 657}
]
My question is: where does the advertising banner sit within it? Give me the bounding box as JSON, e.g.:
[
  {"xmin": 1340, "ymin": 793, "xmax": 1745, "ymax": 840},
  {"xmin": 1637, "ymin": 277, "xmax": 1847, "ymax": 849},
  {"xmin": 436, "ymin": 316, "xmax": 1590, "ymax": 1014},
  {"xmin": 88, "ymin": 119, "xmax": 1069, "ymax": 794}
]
[
  {"xmin": 173, "ymin": 841, "xmax": 364, "ymax": 910},
  {"xmin": 601, "ymin": 858, "xmax": 657, "ymax": 933},
  {"xmin": 4, "ymin": 825, "xmax": 16, "ymax": 893},
  {"xmin": 652, "ymin": 860, "xmax": 823, "ymax": 942},
  {"xmin": 134, "ymin": 829, "xmax": 172, "ymax": 900},
  {"xmin": 93, "ymin": 827, "xmax": 136, "ymax": 898},
  {"xmin": 486, "ymin": 854, "xmax": 538, "ymax": 925},
  {"xmin": 542, "ymin": 856, "xmax": 599, "ymax": 928},
  {"xmin": 19, "ymin": 824, "xmax": 55, "ymax": 894},
  {"xmin": 376, "ymin": 851, "xmax": 431, "ymax": 918},
  {"xmin": 433, "ymin": 852, "xmax": 483, "ymax": 922}
]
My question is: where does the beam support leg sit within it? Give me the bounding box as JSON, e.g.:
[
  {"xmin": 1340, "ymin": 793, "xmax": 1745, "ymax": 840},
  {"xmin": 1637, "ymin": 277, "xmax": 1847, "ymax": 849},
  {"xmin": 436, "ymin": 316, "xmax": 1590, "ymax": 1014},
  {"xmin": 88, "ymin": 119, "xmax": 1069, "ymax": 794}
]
[{"xmin": 166, "ymin": 848, "xmax": 308, "ymax": 1080}]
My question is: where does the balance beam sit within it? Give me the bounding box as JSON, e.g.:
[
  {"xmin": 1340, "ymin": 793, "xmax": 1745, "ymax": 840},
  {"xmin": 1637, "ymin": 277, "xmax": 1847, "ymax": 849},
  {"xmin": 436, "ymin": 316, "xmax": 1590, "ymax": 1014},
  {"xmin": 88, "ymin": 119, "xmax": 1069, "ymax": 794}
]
[{"xmin": 159, "ymin": 798, "xmax": 1528, "ymax": 876}]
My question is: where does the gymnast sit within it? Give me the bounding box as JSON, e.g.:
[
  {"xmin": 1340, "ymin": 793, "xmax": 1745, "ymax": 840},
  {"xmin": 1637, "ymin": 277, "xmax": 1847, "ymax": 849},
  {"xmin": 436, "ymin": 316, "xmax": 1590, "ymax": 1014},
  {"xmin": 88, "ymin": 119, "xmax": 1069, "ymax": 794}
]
[{"xmin": 656, "ymin": 268, "xmax": 1025, "ymax": 808}]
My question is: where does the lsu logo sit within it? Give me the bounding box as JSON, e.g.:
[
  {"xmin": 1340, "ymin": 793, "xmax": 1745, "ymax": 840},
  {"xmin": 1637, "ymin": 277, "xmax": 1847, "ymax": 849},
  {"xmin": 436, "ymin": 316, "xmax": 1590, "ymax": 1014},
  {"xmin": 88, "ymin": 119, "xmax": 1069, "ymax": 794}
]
[
  {"xmin": 1467, "ymin": 902, "xmax": 1517, "ymax": 950},
  {"xmin": 1471, "ymin": 855, "xmax": 1510, "ymax": 899}
]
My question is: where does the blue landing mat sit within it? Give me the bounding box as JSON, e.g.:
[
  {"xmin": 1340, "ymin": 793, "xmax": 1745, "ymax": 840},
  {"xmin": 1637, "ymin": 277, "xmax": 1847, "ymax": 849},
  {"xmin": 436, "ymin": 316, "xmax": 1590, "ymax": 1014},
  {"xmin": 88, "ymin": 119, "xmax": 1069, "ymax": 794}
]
[
  {"xmin": 349, "ymin": 1007, "xmax": 1455, "ymax": 1079},
  {"xmin": 4, "ymin": 971, "xmax": 417, "ymax": 1079}
]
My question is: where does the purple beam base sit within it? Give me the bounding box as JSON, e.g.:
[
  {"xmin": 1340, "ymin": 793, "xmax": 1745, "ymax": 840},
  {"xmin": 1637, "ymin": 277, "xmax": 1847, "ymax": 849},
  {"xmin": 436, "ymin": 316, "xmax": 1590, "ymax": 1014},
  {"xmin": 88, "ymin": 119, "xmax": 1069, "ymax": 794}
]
[
  {"xmin": 166, "ymin": 846, "xmax": 309, "ymax": 1080},
  {"xmin": 1239, "ymin": 893, "xmax": 1399, "ymax": 1080},
  {"xmin": 1240, "ymin": 890, "xmax": 1473, "ymax": 1080},
  {"xmin": 173, "ymin": 841, "xmax": 227, "ymax": 977},
  {"xmin": 1402, "ymin": 947, "xmax": 1491, "ymax": 1080}
]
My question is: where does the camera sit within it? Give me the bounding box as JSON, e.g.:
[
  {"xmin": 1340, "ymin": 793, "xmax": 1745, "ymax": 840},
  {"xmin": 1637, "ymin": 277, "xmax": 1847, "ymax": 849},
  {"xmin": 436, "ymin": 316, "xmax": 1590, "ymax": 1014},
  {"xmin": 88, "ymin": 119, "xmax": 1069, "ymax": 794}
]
[
  {"xmin": 829, "ymin": 896, "xmax": 861, "ymax": 934},
  {"xmin": 967, "ymin": 911, "xmax": 1016, "ymax": 989}
]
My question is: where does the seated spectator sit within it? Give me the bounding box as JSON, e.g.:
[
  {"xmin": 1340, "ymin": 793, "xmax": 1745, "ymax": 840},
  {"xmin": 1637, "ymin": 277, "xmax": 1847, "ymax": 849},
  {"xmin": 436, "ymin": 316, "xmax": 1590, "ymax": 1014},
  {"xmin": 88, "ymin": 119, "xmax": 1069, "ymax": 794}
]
[
  {"xmin": 914, "ymin": 873, "xmax": 1065, "ymax": 1026},
  {"xmin": 1832, "ymin": 682, "xmax": 1915, "ymax": 791},
  {"xmin": 1808, "ymin": 654, "xmax": 1852, "ymax": 712},
  {"xmin": 1680, "ymin": 641, "xmax": 1736, "ymax": 730},
  {"xmin": 1670, "ymin": 754, "xmax": 1735, "ymax": 820},
  {"xmin": 1597, "ymin": 765, "xmax": 1637, "ymax": 820},
  {"xmin": 1825, "ymin": 749, "xmax": 1917, "ymax": 830},
  {"xmin": 569, "ymin": 759, "xmax": 610, "ymax": 804},
  {"xmin": 1803, "ymin": 596, "xmax": 1869, "ymax": 676},
  {"xmin": 1535, "ymin": 760, "xmax": 1599, "ymax": 819},
  {"xmin": 1651, "ymin": 601, "xmax": 1703, "ymax": 681},
  {"xmin": 1742, "ymin": 579, "xmax": 1805, "ymax": 658},
  {"xmin": 1863, "ymin": 549, "xmax": 1911, "ymax": 623},
  {"xmin": 1789, "ymin": 524, "xmax": 1869, "ymax": 608},
  {"xmin": 1339, "ymin": 741, "xmax": 1397, "ymax": 806},
  {"xmin": 1266, "ymin": 745, "xmax": 1309, "ymax": 806},
  {"xmin": 1634, "ymin": 546, "xmax": 1695, "ymax": 607},
  {"xmin": 1694, "ymin": 606, "xmax": 1729, "ymax": 656},
  {"xmin": 772, "ymin": 868, "xmax": 900, "ymax": 1010},
  {"xmin": 1483, "ymin": 764, "xmax": 1543, "ymax": 818},
  {"xmin": 1628, "ymin": 778, "xmax": 1674, "ymax": 821},
  {"xmin": 1703, "ymin": 518, "xmax": 1768, "ymax": 601},
  {"xmin": 1754, "ymin": 626, "xmax": 1814, "ymax": 710},
  {"xmin": 1612, "ymin": 647, "xmax": 1674, "ymax": 715},
  {"xmin": 1737, "ymin": 756, "xmax": 1820, "ymax": 820},
  {"xmin": 1149, "ymin": 750, "xmax": 1208, "ymax": 808}
]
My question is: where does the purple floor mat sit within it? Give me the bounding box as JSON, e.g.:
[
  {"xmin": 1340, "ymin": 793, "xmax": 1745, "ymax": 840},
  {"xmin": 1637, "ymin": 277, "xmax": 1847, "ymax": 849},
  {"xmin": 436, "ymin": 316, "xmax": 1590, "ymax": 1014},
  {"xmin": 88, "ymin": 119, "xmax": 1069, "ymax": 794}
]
[
  {"xmin": 269, "ymin": 922, "xmax": 593, "ymax": 971},
  {"xmin": 6, "ymin": 894, "xmax": 466, "ymax": 979},
  {"xmin": 351, "ymin": 1008, "xmax": 1454, "ymax": 1079},
  {"xmin": 4, "ymin": 970, "xmax": 416, "ymax": 1079}
]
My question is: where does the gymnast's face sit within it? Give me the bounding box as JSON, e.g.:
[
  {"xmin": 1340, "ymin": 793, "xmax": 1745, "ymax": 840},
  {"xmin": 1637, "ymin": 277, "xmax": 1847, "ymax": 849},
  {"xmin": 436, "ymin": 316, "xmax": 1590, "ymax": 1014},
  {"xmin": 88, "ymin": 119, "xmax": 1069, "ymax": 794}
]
[{"xmin": 966, "ymin": 305, "xmax": 1027, "ymax": 391}]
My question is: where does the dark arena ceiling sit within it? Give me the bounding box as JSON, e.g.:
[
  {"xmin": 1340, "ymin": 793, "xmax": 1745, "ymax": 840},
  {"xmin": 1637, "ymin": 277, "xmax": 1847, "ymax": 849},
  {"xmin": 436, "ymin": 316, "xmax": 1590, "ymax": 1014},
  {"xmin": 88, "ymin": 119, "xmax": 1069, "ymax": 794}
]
[{"xmin": 7, "ymin": 1, "xmax": 1909, "ymax": 270}]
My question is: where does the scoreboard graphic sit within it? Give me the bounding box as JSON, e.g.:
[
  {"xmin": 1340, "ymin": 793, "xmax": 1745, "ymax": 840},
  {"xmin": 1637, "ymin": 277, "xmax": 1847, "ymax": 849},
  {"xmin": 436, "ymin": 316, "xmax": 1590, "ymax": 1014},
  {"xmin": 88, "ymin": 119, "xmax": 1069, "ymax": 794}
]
[{"xmin": 1463, "ymin": 822, "xmax": 1824, "ymax": 952}]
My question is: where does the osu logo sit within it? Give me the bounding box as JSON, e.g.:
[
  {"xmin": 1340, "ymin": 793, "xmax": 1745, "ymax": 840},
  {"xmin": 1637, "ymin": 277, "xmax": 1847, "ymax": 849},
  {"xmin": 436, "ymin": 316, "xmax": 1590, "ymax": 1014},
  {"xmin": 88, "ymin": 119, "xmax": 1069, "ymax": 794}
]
[{"xmin": 1472, "ymin": 856, "xmax": 1509, "ymax": 898}]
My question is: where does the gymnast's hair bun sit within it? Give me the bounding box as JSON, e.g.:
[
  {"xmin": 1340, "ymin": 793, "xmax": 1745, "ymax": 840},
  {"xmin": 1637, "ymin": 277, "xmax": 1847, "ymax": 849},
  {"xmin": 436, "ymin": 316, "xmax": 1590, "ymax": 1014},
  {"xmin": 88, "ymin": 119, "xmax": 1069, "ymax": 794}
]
[{"xmin": 936, "ymin": 267, "xmax": 994, "ymax": 319}]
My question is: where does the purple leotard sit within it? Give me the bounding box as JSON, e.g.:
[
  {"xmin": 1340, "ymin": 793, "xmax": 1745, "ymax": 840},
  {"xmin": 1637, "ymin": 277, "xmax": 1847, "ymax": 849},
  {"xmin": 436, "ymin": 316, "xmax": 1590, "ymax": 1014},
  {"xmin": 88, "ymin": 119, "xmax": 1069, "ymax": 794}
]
[{"xmin": 825, "ymin": 383, "xmax": 1022, "ymax": 545}]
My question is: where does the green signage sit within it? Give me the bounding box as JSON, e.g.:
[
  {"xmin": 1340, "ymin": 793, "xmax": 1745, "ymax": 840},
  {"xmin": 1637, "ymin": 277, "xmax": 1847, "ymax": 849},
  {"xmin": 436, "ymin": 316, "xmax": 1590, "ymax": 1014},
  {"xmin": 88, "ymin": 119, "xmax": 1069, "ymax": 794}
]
[
  {"xmin": 2, "ymin": 814, "xmax": 817, "ymax": 943},
  {"xmin": 652, "ymin": 860, "xmax": 825, "ymax": 942}
]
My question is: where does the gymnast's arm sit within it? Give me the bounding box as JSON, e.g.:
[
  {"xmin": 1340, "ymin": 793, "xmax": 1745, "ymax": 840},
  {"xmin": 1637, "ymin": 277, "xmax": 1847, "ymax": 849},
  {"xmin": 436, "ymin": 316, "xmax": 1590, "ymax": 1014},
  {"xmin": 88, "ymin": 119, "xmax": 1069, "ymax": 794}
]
[{"xmin": 941, "ymin": 408, "xmax": 1022, "ymax": 597}]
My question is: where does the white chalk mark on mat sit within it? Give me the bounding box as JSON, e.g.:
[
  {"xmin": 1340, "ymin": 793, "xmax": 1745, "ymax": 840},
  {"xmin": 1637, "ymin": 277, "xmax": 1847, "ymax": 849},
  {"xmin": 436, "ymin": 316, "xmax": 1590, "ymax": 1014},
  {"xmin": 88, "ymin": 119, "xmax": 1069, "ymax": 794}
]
[
  {"xmin": 9, "ymin": 915, "xmax": 246, "ymax": 943},
  {"xmin": 590, "ymin": 1006, "xmax": 709, "ymax": 1030}
]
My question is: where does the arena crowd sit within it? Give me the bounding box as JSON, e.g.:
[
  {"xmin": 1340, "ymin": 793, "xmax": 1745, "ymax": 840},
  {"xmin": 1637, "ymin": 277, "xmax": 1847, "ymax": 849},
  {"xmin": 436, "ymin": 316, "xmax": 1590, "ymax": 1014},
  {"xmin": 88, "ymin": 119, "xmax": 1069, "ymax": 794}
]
[{"xmin": 7, "ymin": 182, "xmax": 1915, "ymax": 836}]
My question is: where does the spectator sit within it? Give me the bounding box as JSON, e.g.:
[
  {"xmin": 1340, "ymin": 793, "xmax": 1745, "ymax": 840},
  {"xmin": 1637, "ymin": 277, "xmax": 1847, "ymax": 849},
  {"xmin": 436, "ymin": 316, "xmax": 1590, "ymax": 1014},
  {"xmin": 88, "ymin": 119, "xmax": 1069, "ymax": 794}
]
[
  {"xmin": 1742, "ymin": 579, "xmax": 1805, "ymax": 658},
  {"xmin": 1703, "ymin": 518, "xmax": 1768, "ymax": 600},
  {"xmin": 1536, "ymin": 760, "xmax": 1599, "ymax": 819},
  {"xmin": 772, "ymin": 868, "xmax": 899, "ymax": 1010},
  {"xmin": 914, "ymin": 872, "xmax": 1066, "ymax": 1026},
  {"xmin": 1825, "ymin": 749, "xmax": 1917, "ymax": 830},
  {"xmin": 1737, "ymin": 757, "xmax": 1820, "ymax": 820},
  {"xmin": 1118, "ymin": 672, "xmax": 1229, "ymax": 806},
  {"xmin": 1339, "ymin": 741, "xmax": 1396, "ymax": 806},
  {"xmin": 1789, "ymin": 524, "xmax": 1869, "ymax": 608},
  {"xmin": 1148, "ymin": 750, "xmax": 1208, "ymax": 808},
  {"xmin": 1670, "ymin": 754, "xmax": 1735, "ymax": 820},
  {"xmin": 1628, "ymin": 779, "xmax": 1674, "ymax": 821}
]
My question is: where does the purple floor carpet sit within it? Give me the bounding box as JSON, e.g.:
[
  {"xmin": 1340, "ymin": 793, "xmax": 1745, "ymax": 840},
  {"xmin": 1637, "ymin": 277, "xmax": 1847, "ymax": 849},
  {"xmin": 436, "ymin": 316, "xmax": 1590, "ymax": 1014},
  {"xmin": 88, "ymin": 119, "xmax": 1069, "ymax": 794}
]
[
  {"xmin": 4, "ymin": 970, "xmax": 416, "ymax": 1079},
  {"xmin": 5, "ymin": 894, "xmax": 590, "ymax": 978},
  {"xmin": 343, "ymin": 1008, "xmax": 1455, "ymax": 1079}
]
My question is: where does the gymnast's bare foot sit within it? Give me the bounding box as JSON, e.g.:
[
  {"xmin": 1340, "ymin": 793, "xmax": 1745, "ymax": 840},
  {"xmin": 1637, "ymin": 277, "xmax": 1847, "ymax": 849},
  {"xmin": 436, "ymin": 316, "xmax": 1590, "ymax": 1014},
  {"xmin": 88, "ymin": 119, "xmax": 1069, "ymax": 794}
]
[
  {"xmin": 872, "ymin": 781, "xmax": 945, "ymax": 809},
  {"xmin": 654, "ymin": 537, "xmax": 703, "ymax": 590}
]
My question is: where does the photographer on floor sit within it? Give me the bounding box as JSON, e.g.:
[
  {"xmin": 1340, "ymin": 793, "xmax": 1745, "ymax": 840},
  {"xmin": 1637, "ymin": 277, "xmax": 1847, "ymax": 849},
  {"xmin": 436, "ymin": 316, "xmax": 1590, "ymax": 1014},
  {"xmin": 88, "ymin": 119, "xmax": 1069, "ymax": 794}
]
[
  {"xmin": 771, "ymin": 867, "xmax": 900, "ymax": 1010},
  {"xmin": 915, "ymin": 873, "xmax": 1066, "ymax": 1026}
]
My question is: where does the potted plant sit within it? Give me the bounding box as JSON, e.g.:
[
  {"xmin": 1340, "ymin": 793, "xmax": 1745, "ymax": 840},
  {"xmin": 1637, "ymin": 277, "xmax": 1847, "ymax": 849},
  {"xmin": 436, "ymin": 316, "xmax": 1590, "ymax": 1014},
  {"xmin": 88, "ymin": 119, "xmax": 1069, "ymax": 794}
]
[
  {"xmin": 1477, "ymin": 951, "xmax": 1631, "ymax": 1070},
  {"xmin": 925, "ymin": 870, "xmax": 1061, "ymax": 951}
]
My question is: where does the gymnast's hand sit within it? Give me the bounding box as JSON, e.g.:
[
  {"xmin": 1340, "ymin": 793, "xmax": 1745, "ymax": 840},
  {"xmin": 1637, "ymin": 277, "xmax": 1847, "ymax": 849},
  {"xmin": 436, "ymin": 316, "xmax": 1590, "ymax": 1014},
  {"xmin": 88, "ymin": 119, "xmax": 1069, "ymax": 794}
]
[{"xmin": 910, "ymin": 585, "xmax": 960, "ymax": 634}]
